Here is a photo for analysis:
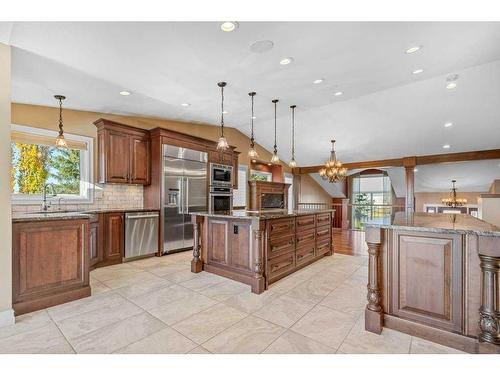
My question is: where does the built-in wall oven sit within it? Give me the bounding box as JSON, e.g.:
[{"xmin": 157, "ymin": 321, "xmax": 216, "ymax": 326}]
[{"xmin": 209, "ymin": 185, "xmax": 233, "ymax": 212}]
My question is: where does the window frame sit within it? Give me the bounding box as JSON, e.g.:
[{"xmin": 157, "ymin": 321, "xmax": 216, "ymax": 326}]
[
  {"xmin": 11, "ymin": 124, "xmax": 94, "ymax": 205},
  {"xmin": 233, "ymin": 164, "xmax": 248, "ymax": 209}
]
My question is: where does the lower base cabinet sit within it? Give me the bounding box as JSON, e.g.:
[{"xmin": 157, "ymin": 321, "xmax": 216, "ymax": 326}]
[
  {"xmin": 90, "ymin": 212, "xmax": 125, "ymax": 269},
  {"xmin": 12, "ymin": 219, "xmax": 91, "ymax": 316}
]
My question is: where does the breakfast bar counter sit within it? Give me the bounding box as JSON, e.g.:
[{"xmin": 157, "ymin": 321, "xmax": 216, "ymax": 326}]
[
  {"xmin": 190, "ymin": 209, "xmax": 334, "ymax": 293},
  {"xmin": 364, "ymin": 212, "xmax": 500, "ymax": 353}
]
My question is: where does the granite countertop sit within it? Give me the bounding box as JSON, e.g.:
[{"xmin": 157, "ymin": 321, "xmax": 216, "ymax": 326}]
[
  {"xmin": 365, "ymin": 212, "xmax": 500, "ymax": 237},
  {"xmin": 192, "ymin": 208, "xmax": 335, "ymax": 220},
  {"xmin": 12, "ymin": 208, "xmax": 160, "ymax": 223}
]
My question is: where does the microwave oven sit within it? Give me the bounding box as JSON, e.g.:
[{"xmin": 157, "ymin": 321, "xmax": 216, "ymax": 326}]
[{"xmin": 210, "ymin": 163, "xmax": 233, "ymax": 186}]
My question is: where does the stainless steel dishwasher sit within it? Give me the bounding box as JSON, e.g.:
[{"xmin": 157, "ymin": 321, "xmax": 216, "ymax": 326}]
[{"xmin": 124, "ymin": 211, "xmax": 159, "ymax": 260}]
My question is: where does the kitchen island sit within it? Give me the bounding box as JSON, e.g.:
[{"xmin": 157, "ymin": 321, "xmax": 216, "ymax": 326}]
[
  {"xmin": 190, "ymin": 209, "xmax": 334, "ymax": 294},
  {"xmin": 364, "ymin": 212, "xmax": 500, "ymax": 353}
]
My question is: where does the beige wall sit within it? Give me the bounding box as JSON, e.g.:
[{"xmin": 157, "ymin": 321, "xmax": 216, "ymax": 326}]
[
  {"xmin": 0, "ymin": 44, "xmax": 13, "ymax": 325},
  {"xmin": 415, "ymin": 192, "xmax": 484, "ymax": 212},
  {"xmin": 479, "ymin": 196, "xmax": 500, "ymax": 226},
  {"xmin": 11, "ymin": 103, "xmax": 330, "ymax": 205}
]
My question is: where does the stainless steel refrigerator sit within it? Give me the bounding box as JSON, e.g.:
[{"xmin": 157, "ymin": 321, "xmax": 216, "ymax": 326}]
[{"xmin": 162, "ymin": 145, "xmax": 207, "ymax": 254}]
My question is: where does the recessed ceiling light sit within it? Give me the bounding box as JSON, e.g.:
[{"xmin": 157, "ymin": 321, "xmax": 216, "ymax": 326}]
[
  {"xmin": 406, "ymin": 46, "xmax": 421, "ymax": 54},
  {"xmin": 119, "ymin": 91, "xmax": 131, "ymax": 96},
  {"xmin": 412, "ymin": 69, "xmax": 424, "ymax": 75},
  {"xmin": 334, "ymin": 91, "xmax": 343, "ymax": 96},
  {"xmin": 252, "ymin": 116, "xmax": 257, "ymax": 119},
  {"xmin": 313, "ymin": 79, "xmax": 324, "ymax": 84},
  {"xmin": 249, "ymin": 40, "xmax": 274, "ymax": 53},
  {"xmin": 267, "ymin": 163, "xmax": 272, "ymax": 166},
  {"xmin": 446, "ymin": 82, "xmax": 457, "ymax": 90},
  {"xmin": 413, "ymin": 168, "xmax": 418, "ymax": 172},
  {"xmin": 280, "ymin": 57, "xmax": 294, "ymax": 65},
  {"xmin": 222, "ymin": 110, "xmax": 228, "ymax": 114},
  {"xmin": 220, "ymin": 22, "xmax": 238, "ymax": 32},
  {"xmin": 444, "ymin": 122, "xmax": 453, "ymax": 128},
  {"xmin": 443, "ymin": 144, "xmax": 451, "ymax": 149},
  {"xmin": 181, "ymin": 103, "xmax": 190, "ymax": 107}
]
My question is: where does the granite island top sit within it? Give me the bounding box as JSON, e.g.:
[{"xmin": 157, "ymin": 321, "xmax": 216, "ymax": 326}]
[
  {"xmin": 12, "ymin": 208, "xmax": 160, "ymax": 223},
  {"xmin": 365, "ymin": 212, "xmax": 500, "ymax": 237},
  {"xmin": 191, "ymin": 208, "xmax": 335, "ymax": 220}
]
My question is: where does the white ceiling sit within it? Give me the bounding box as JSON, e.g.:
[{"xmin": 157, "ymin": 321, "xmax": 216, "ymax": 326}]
[{"xmin": 2, "ymin": 21, "xmax": 500, "ymax": 166}]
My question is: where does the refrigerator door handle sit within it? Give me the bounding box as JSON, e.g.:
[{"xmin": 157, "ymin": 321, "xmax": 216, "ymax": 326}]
[
  {"xmin": 185, "ymin": 177, "xmax": 189, "ymax": 214},
  {"xmin": 178, "ymin": 178, "xmax": 184, "ymax": 214}
]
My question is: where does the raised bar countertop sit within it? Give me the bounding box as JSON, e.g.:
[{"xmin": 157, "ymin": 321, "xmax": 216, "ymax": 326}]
[
  {"xmin": 12, "ymin": 208, "xmax": 159, "ymax": 223},
  {"xmin": 192, "ymin": 208, "xmax": 335, "ymax": 220},
  {"xmin": 365, "ymin": 211, "xmax": 500, "ymax": 237}
]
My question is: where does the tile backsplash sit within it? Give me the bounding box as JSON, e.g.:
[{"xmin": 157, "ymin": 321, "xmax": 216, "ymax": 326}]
[{"xmin": 11, "ymin": 184, "xmax": 144, "ymax": 213}]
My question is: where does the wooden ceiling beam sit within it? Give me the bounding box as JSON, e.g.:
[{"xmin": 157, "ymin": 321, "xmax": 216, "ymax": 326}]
[{"xmin": 293, "ymin": 149, "xmax": 500, "ymax": 175}]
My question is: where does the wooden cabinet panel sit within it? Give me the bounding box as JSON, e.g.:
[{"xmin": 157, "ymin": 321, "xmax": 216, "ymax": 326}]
[
  {"xmin": 89, "ymin": 221, "xmax": 101, "ymax": 269},
  {"xmin": 297, "ymin": 215, "xmax": 315, "ymax": 231},
  {"xmin": 296, "ymin": 243, "xmax": 316, "ymax": 266},
  {"xmin": 268, "ymin": 218, "xmax": 295, "ymax": 238},
  {"xmin": 268, "ymin": 252, "xmax": 296, "ymax": 283},
  {"xmin": 296, "ymin": 228, "xmax": 315, "ymax": 247},
  {"xmin": 228, "ymin": 220, "xmax": 252, "ymax": 271},
  {"xmin": 390, "ymin": 231, "xmax": 463, "ymax": 333},
  {"xmin": 130, "ymin": 136, "xmax": 150, "ymax": 184},
  {"xmin": 267, "ymin": 234, "xmax": 295, "ymax": 260},
  {"xmin": 316, "ymin": 213, "xmax": 331, "ymax": 228},
  {"xmin": 207, "ymin": 220, "xmax": 229, "ymax": 266},
  {"xmin": 12, "ymin": 219, "xmax": 90, "ymax": 315},
  {"xmin": 106, "ymin": 131, "xmax": 130, "ymax": 183},
  {"xmin": 103, "ymin": 213, "xmax": 124, "ymax": 266},
  {"xmin": 316, "ymin": 240, "xmax": 331, "ymax": 257},
  {"xmin": 316, "ymin": 226, "xmax": 331, "ymax": 243}
]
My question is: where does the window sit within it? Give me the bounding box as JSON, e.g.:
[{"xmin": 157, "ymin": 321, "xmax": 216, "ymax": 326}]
[
  {"xmin": 284, "ymin": 173, "xmax": 294, "ymax": 210},
  {"xmin": 233, "ymin": 165, "xmax": 248, "ymax": 208},
  {"xmin": 250, "ymin": 170, "xmax": 272, "ymax": 181},
  {"xmin": 10, "ymin": 124, "xmax": 94, "ymax": 203}
]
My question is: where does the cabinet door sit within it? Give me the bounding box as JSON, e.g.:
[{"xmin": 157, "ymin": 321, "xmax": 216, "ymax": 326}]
[
  {"xmin": 89, "ymin": 221, "xmax": 102, "ymax": 269},
  {"xmin": 208, "ymin": 150, "xmax": 222, "ymax": 164},
  {"xmin": 390, "ymin": 231, "xmax": 463, "ymax": 333},
  {"xmin": 104, "ymin": 213, "xmax": 124, "ymax": 265},
  {"xmin": 106, "ymin": 131, "xmax": 130, "ymax": 183},
  {"xmin": 207, "ymin": 219, "xmax": 229, "ymax": 266},
  {"xmin": 130, "ymin": 136, "xmax": 150, "ymax": 185}
]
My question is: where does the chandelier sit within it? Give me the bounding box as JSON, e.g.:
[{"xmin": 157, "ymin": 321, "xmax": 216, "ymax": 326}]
[
  {"xmin": 441, "ymin": 180, "xmax": 467, "ymax": 208},
  {"xmin": 319, "ymin": 139, "xmax": 347, "ymax": 183}
]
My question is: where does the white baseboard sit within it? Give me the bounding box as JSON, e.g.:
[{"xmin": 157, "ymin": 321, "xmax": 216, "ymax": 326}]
[{"xmin": 0, "ymin": 309, "xmax": 15, "ymax": 327}]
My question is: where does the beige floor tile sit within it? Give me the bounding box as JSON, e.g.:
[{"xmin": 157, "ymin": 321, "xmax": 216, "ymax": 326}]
[
  {"xmin": 291, "ymin": 305, "xmax": 357, "ymax": 349},
  {"xmin": 162, "ymin": 269, "xmax": 200, "ymax": 283},
  {"xmin": 263, "ymin": 330, "xmax": 337, "ymax": 354},
  {"xmin": 127, "ymin": 256, "xmax": 175, "ymax": 270},
  {"xmin": 56, "ymin": 300, "xmax": 143, "ymax": 340},
  {"xmin": 101, "ymin": 271, "xmax": 166, "ymax": 289},
  {"xmin": 70, "ymin": 312, "xmax": 166, "ymax": 354},
  {"xmin": 114, "ymin": 278, "xmax": 173, "ymax": 299},
  {"xmin": 320, "ymin": 281, "xmax": 366, "ymax": 317},
  {"xmin": 198, "ymin": 279, "xmax": 250, "ymax": 301},
  {"xmin": 339, "ymin": 315, "xmax": 411, "ymax": 354},
  {"xmin": 0, "ymin": 310, "xmax": 52, "ymax": 340},
  {"xmin": 324, "ymin": 261, "xmax": 361, "ymax": 275},
  {"xmin": 188, "ymin": 346, "xmax": 211, "ymax": 354},
  {"xmin": 148, "ymin": 294, "xmax": 217, "ymax": 325},
  {"xmin": 410, "ymin": 337, "xmax": 467, "ymax": 354},
  {"xmin": 130, "ymin": 284, "xmax": 195, "ymax": 310},
  {"xmin": 349, "ymin": 266, "xmax": 368, "ymax": 284},
  {"xmin": 0, "ymin": 323, "xmax": 74, "ymax": 354},
  {"xmin": 90, "ymin": 280, "xmax": 112, "ymax": 295},
  {"xmin": 47, "ymin": 292, "xmax": 126, "ymax": 322},
  {"xmin": 179, "ymin": 273, "xmax": 227, "ymax": 292},
  {"xmin": 116, "ymin": 327, "xmax": 197, "ymax": 354},
  {"xmin": 90, "ymin": 264, "xmax": 142, "ymax": 282},
  {"xmin": 286, "ymin": 277, "xmax": 338, "ymax": 304},
  {"xmin": 202, "ymin": 316, "xmax": 285, "ymax": 354},
  {"xmin": 223, "ymin": 290, "xmax": 279, "ymax": 314},
  {"xmin": 268, "ymin": 275, "xmax": 310, "ymax": 294},
  {"xmin": 173, "ymin": 303, "xmax": 247, "ymax": 344},
  {"xmin": 253, "ymin": 294, "xmax": 315, "ymax": 328},
  {"xmin": 148, "ymin": 262, "xmax": 191, "ymax": 276}
]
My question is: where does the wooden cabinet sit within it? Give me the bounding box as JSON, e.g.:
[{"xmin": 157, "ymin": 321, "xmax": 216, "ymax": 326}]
[
  {"xmin": 94, "ymin": 118, "xmax": 151, "ymax": 185},
  {"xmin": 102, "ymin": 212, "xmax": 124, "ymax": 266},
  {"xmin": 389, "ymin": 230, "xmax": 464, "ymax": 333},
  {"xmin": 89, "ymin": 214, "xmax": 103, "ymax": 270},
  {"xmin": 249, "ymin": 181, "xmax": 291, "ymax": 211},
  {"xmin": 12, "ymin": 219, "xmax": 91, "ymax": 315}
]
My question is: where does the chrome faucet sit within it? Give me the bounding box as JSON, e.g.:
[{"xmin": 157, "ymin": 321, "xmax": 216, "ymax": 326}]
[{"xmin": 41, "ymin": 183, "xmax": 56, "ymax": 211}]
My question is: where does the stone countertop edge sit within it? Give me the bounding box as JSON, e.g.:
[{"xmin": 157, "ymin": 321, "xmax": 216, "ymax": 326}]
[
  {"xmin": 12, "ymin": 208, "xmax": 160, "ymax": 222},
  {"xmin": 191, "ymin": 209, "xmax": 335, "ymax": 220}
]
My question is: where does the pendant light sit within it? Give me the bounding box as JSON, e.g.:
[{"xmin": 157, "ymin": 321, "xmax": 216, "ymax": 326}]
[
  {"xmin": 441, "ymin": 180, "xmax": 467, "ymax": 208},
  {"xmin": 54, "ymin": 95, "xmax": 67, "ymax": 148},
  {"xmin": 289, "ymin": 105, "xmax": 297, "ymax": 168},
  {"xmin": 216, "ymin": 82, "xmax": 229, "ymax": 151},
  {"xmin": 270, "ymin": 99, "xmax": 280, "ymax": 164},
  {"xmin": 247, "ymin": 92, "xmax": 259, "ymax": 159}
]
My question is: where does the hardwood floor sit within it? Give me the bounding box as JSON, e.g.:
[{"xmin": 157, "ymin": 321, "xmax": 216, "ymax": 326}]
[{"xmin": 333, "ymin": 228, "xmax": 367, "ymax": 256}]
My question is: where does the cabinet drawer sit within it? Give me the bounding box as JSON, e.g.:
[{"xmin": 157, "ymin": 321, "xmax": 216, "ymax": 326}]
[
  {"xmin": 296, "ymin": 244, "xmax": 315, "ymax": 266},
  {"xmin": 296, "ymin": 228, "xmax": 315, "ymax": 247},
  {"xmin": 297, "ymin": 215, "xmax": 315, "ymax": 230},
  {"xmin": 268, "ymin": 234, "xmax": 295, "ymax": 259},
  {"xmin": 316, "ymin": 240, "xmax": 331, "ymax": 257},
  {"xmin": 316, "ymin": 226, "xmax": 331, "ymax": 243},
  {"xmin": 316, "ymin": 213, "xmax": 331, "ymax": 227},
  {"xmin": 268, "ymin": 218, "xmax": 295, "ymax": 238},
  {"xmin": 268, "ymin": 252, "xmax": 296, "ymax": 282}
]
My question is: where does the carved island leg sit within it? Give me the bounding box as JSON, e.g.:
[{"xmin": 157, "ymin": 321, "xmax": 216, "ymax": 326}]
[
  {"xmin": 191, "ymin": 215, "xmax": 203, "ymax": 273},
  {"xmin": 365, "ymin": 227, "xmax": 383, "ymax": 334},
  {"xmin": 250, "ymin": 228, "xmax": 265, "ymax": 294},
  {"xmin": 478, "ymin": 254, "xmax": 500, "ymax": 353}
]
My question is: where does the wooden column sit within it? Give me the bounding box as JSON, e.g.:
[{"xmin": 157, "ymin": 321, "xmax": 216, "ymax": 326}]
[
  {"xmin": 250, "ymin": 219, "xmax": 265, "ymax": 294},
  {"xmin": 365, "ymin": 226, "xmax": 383, "ymax": 334},
  {"xmin": 403, "ymin": 157, "xmax": 416, "ymax": 213},
  {"xmin": 191, "ymin": 215, "xmax": 203, "ymax": 273}
]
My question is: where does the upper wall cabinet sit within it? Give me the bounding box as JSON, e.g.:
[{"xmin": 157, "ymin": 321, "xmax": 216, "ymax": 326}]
[{"xmin": 94, "ymin": 119, "xmax": 151, "ymax": 185}]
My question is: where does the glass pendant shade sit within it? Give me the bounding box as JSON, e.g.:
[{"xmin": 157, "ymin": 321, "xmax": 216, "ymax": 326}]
[
  {"xmin": 248, "ymin": 147, "xmax": 259, "ymax": 158},
  {"xmin": 289, "ymin": 158, "xmax": 297, "ymax": 168},
  {"xmin": 271, "ymin": 152, "xmax": 280, "ymax": 164},
  {"xmin": 216, "ymin": 136, "xmax": 229, "ymax": 151},
  {"xmin": 55, "ymin": 134, "xmax": 68, "ymax": 148},
  {"xmin": 54, "ymin": 95, "xmax": 67, "ymax": 148},
  {"xmin": 247, "ymin": 91, "xmax": 259, "ymax": 159}
]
